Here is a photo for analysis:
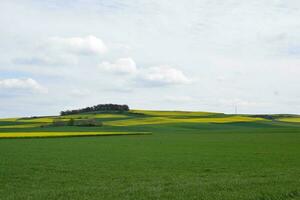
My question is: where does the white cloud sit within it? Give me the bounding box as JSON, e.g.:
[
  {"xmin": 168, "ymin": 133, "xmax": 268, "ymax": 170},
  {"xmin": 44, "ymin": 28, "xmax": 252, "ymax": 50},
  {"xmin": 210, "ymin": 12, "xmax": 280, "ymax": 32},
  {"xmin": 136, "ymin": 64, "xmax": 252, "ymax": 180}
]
[
  {"xmin": 0, "ymin": 78, "xmax": 47, "ymax": 94},
  {"xmin": 1, "ymin": 0, "xmax": 300, "ymax": 115},
  {"xmin": 13, "ymin": 54, "xmax": 78, "ymax": 66},
  {"xmin": 219, "ymin": 98, "xmax": 262, "ymax": 107},
  {"xmin": 98, "ymin": 58, "xmax": 191, "ymax": 87},
  {"xmin": 70, "ymin": 89, "xmax": 91, "ymax": 97},
  {"xmin": 163, "ymin": 95, "xmax": 194, "ymax": 103},
  {"xmin": 50, "ymin": 35, "xmax": 107, "ymax": 55},
  {"xmin": 12, "ymin": 35, "xmax": 107, "ymax": 67},
  {"xmin": 137, "ymin": 66, "xmax": 191, "ymax": 86},
  {"xmin": 98, "ymin": 57, "xmax": 137, "ymax": 75}
]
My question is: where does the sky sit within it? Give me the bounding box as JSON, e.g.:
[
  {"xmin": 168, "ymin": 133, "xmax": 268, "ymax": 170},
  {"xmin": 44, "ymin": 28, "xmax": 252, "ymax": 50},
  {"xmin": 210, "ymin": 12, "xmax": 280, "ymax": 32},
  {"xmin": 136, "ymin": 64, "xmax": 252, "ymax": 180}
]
[{"xmin": 1, "ymin": 0, "xmax": 300, "ymax": 117}]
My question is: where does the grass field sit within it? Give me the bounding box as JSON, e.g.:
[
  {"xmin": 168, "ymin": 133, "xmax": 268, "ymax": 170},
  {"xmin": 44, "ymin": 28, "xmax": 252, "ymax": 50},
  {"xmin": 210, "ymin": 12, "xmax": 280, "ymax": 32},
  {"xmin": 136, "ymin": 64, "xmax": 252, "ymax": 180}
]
[{"xmin": 1, "ymin": 110, "xmax": 300, "ymax": 199}]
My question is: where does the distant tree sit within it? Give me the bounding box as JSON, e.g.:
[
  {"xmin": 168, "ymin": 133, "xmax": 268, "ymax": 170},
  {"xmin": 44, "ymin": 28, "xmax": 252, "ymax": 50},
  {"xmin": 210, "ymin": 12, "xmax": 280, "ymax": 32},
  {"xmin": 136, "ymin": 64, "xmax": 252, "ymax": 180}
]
[
  {"xmin": 52, "ymin": 118, "xmax": 102, "ymax": 127},
  {"xmin": 67, "ymin": 118, "xmax": 75, "ymax": 126},
  {"xmin": 52, "ymin": 118, "xmax": 67, "ymax": 126},
  {"xmin": 74, "ymin": 118, "xmax": 103, "ymax": 127},
  {"xmin": 60, "ymin": 104, "xmax": 130, "ymax": 116}
]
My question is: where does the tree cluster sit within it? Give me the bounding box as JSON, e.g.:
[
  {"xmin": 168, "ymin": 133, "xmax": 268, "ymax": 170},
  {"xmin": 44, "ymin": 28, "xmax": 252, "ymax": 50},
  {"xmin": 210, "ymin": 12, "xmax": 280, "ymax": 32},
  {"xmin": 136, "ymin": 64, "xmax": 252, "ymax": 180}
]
[
  {"xmin": 60, "ymin": 104, "xmax": 129, "ymax": 116},
  {"xmin": 52, "ymin": 118, "xmax": 103, "ymax": 127}
]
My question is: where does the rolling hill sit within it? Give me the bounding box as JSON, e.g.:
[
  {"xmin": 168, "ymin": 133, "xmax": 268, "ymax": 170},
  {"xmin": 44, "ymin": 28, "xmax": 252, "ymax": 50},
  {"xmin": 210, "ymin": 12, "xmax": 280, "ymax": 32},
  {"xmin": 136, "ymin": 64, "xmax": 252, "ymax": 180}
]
[{"xmin": 1, "ymin": 110, "xmax": 300, "ymax": 200}]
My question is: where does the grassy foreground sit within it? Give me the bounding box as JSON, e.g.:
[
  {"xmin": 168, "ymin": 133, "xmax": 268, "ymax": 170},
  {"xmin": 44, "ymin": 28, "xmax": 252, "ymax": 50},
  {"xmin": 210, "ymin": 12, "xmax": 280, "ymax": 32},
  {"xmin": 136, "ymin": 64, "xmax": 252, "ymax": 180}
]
[{"xmin": 0, "ymin": 110, "xmax": 300, "ymax": 199}]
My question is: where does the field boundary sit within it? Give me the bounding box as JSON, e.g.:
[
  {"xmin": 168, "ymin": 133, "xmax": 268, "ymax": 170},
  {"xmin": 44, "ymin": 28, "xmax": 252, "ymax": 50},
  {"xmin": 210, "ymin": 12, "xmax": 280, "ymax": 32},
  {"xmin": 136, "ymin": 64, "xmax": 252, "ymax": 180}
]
[{"xmin": 0, "ymin": 132, "xmax": 151, "ymax": 139}]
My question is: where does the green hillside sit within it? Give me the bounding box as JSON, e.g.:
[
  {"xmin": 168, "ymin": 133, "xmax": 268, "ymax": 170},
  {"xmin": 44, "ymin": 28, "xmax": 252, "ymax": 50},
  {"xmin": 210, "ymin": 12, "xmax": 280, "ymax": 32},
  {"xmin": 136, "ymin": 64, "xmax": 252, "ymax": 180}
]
[
  {"xmin": 1, "ymin": 110, "xmax": 296, "ymax": 138},
  {"xmin": 1, "ymin": 110, "xmax": 300, "ymax": 199}
]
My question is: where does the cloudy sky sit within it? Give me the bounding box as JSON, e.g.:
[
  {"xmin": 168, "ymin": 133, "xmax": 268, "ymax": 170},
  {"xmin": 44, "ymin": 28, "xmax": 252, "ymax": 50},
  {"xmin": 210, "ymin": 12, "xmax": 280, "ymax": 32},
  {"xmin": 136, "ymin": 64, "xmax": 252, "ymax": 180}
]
[{"xmin": 1, "ymin": 0, "xmax": 300, "ymax": 117}]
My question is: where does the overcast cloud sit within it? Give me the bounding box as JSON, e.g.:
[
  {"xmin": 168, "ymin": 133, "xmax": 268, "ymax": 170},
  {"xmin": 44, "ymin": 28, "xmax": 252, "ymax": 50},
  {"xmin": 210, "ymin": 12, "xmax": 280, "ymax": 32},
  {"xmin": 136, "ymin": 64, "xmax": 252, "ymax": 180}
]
[{"xmin": 0, "ymin": 0, "xmax": 300, "ymax": 117}]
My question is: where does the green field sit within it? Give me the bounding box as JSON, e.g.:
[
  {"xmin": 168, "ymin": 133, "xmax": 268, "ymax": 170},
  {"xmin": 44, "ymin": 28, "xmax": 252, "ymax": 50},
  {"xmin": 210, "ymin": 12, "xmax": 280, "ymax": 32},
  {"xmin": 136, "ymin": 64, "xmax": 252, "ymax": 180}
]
[{"xmin": 1, "ymin": 110, "xmax": 300, "ymax": 199}]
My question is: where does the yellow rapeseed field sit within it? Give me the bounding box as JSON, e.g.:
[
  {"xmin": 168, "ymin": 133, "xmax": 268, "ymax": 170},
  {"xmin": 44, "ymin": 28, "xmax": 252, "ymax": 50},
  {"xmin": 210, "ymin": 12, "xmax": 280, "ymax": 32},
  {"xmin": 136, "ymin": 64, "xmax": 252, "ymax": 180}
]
[
  {"xmin": 278, "ymin": 117, "xmax": 300, "ymax": 123},
  {"xmin": 131, "ymin": 110, "xmax": 216, "ymax": 117},
  {"xmin": 0, "ymin": 132, "xmax": 149, "ymax": 138},
  {"xmin": 105, "ymin": 116, "xmax": 265, "ymax": 126},
  {"xmin": 60, "ymin": 114, "xmax": 128, "ymax": 119},
  {"xmin": 0, "ymin": 118, "xmax": 18, "ymax": 122},
  {"xmin": 17, "ymin": 118, "xmax": 62, "ymax": 123},
  {"xmin": 0, "ymin": 124, "xmax": 44, "ymax": 128}
]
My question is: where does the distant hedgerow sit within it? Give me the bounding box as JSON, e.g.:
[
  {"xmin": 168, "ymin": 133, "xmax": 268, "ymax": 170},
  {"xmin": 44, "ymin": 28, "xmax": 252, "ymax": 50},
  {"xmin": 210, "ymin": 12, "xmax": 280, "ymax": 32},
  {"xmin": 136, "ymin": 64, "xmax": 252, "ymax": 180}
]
[
  {"xmin": 52, "ymin": 118, "xmax": 102, "ymax": 127},
  {"xmin": 60, "ymin": 104, "xmax": 129, "ymax": 116}
]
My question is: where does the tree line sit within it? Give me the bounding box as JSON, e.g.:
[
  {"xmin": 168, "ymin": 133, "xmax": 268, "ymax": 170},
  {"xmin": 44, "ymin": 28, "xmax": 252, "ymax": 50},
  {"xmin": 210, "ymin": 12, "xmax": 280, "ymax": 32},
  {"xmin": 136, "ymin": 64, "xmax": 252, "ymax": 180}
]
[
  {"xmin": 52, "ymin": 118, "xmax": 102, "ymax": 127},
  {"xmin": 60, "ymin": 104, "xmax": 130, "ymax": 116}
]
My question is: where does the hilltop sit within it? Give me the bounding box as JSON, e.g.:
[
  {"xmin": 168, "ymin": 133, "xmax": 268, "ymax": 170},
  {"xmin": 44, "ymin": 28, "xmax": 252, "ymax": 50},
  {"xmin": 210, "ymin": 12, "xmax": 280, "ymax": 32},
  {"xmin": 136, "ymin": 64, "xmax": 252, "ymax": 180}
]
[{"xmin": 1, "ymin": 109, "xmax": 300, "ymax": 138}]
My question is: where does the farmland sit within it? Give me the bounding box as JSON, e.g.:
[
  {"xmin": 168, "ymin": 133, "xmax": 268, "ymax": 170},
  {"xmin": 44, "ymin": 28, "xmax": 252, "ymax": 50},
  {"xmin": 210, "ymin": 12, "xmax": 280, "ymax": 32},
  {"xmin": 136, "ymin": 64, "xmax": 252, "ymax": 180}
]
[{"xmin": 1, "ymin": 110, "xmax": 300, "ymax": 199}]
